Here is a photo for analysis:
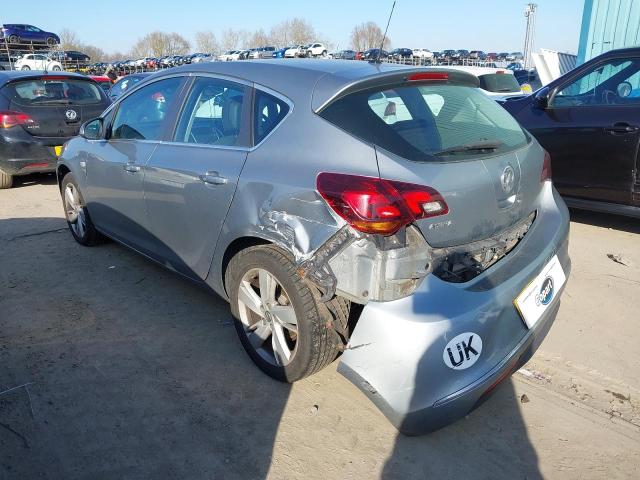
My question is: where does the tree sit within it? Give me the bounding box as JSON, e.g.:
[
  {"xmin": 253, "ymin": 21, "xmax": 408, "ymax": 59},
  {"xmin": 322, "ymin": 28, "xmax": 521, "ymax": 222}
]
[
  {"xmin": 130, "ymin": 31, "xmax": 191, "ymax": 58},
  {"xmin": 58, "ymin": 28, "xmax": 81, "ymax": 51},
  {"xmin": 269, "ymin": 18, "xmax": 316, "ymax": 46},
  {"xmin": 56, "ymin": 28, "xmax": 106, "ymax": 62},
  {"xmin": 248, "ymin": 28, "xmax": 270, "ymax": 48},
  {"xmin": 194, "ymin": 31, "xmax": 219, "ymax": 55},
  {"xmin": 220, "ymin": 28, "xmax": 248, "ymax": 51},
  {"xmin": 350, "ymin": 21, "xmax": 391, "ymax": 51}
]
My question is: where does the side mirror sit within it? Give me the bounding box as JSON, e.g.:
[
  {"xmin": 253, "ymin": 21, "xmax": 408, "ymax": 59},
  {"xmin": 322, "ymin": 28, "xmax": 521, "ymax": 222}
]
[
  {"xmin": 80, "ymin": 118, "xmax": 103, "ymax": 140},
  {"xmin": 533, "ymin": 86, "xmax": 550, "ymax": 109}
]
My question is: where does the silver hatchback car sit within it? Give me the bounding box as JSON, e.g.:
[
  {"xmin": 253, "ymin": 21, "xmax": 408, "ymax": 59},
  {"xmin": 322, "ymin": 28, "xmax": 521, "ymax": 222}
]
[{"xmin": 57, "ymin": 60, "xmax": 570, "ymax": 434}]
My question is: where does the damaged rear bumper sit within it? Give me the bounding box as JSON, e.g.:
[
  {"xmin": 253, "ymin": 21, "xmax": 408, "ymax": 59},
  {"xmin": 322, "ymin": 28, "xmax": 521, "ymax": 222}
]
[{"xmin": 337, "ymin": 184, "xmax": 571, "ymax": 435}]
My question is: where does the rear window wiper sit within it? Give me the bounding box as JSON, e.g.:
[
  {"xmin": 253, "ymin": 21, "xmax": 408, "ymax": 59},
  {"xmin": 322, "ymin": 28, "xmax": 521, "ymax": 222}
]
[{"xmin": 433, "ymin": 140, "xmax": 504, "ymax": 156}]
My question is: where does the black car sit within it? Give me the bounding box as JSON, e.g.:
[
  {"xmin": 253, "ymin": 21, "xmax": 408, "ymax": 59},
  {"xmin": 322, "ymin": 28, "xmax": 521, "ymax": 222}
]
[
  {"xmin": 502, "ymin": 47, "xmax": 640, "ymax": 217},
  {"xmin": 63, "ymin": 51, "xmax": 91, "ymax": 63},
  {"xmin": 362, "ymin": 48, "xmax": 389, "ymax": 60},
  {"xmin": 440, "ymin": 49, "xmax": 457, "ymax": 63},
  {"xmin": 108, "ymin": 72, "xmax": 152, "ymax": 101},
  {"xmin": 0, "ymin": 71, "xmax": 110, "ymax": 188},
  {"xmin": 390, "ymin": 48, "xmax": 413, "ymax": 59}
]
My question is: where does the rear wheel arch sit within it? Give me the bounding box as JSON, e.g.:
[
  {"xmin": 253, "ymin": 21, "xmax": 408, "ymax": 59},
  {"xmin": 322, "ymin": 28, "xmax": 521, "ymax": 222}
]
[{"xmin": 221, "ymin": 236, "xmax": 273, "ymax": 295}]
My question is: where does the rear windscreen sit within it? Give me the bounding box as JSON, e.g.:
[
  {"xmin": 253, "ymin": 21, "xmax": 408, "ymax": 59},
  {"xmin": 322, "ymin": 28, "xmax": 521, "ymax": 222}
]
[
  {"xmin": 478, "ymin": 73, "xmax": 522, "ymax": 93},
  {"xmin": 2, "ymin": 78, "xmax": 103, "ymax": 105},
  {"xmin": 319, "ymin": 84, "xmax": 528, "ymax": 162}
]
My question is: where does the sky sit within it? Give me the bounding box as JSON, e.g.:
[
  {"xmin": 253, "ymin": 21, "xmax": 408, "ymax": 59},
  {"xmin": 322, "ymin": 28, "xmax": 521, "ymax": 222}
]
[{"xmin": 0, "ymin": 0, "xmax": 585, "ymax": 55}]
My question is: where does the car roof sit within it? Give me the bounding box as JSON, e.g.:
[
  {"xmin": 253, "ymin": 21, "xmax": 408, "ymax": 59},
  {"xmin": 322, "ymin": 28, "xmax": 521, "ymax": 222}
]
[
  {"xmin": 151, "ymin": 59, "xmax": 478, "ymax": 110},
  {"xmin": 0, "ymin": 70, "xmax": 91, "ymax": 86}
]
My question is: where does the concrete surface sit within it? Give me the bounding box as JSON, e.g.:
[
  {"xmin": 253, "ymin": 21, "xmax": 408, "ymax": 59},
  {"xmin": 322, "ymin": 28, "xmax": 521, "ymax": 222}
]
[{"xmin": 1, "ymin": 173, "xmax": 639, "ymax": 480}]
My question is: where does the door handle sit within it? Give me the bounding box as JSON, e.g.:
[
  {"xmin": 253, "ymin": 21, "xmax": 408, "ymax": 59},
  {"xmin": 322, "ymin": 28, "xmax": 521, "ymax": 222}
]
[
  {"xmin": 199, "ymin": 171, "xmax": 228, "ymax": 185},
  {"xmin": 123, "ymin": 164, "xmax": 140, "ymax": 173},
  {"xmin": 605, "ymin": 122, "xmax": 639, "ymax": 134}
]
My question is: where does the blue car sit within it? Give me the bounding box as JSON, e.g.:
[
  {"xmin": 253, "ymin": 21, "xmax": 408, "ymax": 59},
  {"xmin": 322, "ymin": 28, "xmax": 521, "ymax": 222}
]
[
  {"xmin": 272, "ymin": 48, "xmax": 287, "ymax": 58},
  {"xmin": 0, "ymin": 24, "xmax": 60, "ymax": 46}
]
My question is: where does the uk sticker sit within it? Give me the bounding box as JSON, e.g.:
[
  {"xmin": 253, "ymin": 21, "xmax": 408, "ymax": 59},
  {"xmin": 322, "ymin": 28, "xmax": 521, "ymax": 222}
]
[
  {"xmin": 443, "ymin": 332, "xmax": 482, "ymax": 370},
  {"xmin": 514, "ymin": 255, "xmax": 566, "ymax": 329}
]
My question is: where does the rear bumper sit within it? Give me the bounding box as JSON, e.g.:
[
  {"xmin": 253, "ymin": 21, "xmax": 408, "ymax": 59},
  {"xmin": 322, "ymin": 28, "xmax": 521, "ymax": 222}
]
[
  {"xmin": 0, "ymin": 131, "xmax": 70, "ymax": 175},
  {"xmin": 338, "ymin": 183, "xmax": 571, "ymax": 435}
]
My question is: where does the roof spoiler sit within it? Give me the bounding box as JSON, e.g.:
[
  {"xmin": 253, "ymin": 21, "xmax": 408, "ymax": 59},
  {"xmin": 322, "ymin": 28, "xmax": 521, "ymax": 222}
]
[{"xmin": 314, "ymin": 68, "xmax": 479, "ymax": 113}]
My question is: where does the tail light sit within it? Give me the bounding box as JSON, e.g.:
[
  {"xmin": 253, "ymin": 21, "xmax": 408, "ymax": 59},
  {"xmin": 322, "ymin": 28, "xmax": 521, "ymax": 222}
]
[
  {"xmin": 317, "ymin": 172, "xmax": 448, "ymax": 236},
  {"xmin": 0, "ymin": 111, "xmax": 35, "ymax": 129},
  {"xmin": 541, "ymin": 149, "xmax": 552, "ymax": 182}
]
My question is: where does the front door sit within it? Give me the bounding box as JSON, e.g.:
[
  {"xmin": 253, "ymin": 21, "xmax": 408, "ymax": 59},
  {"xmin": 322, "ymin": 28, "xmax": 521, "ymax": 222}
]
[
  {"xmin": 85, "ymin": 76, "xmax": 186, "ymax": 254},
  {"xmin": 529, "ymin": 56, "xmax": 640, "ymax": 205},
  {"xmin": 143, "ymin": 76, "xmax": 251, "ymax": 279}
]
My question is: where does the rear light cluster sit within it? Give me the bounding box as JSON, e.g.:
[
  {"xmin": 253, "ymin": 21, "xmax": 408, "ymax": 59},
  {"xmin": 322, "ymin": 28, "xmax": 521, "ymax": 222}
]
[
  {"xmin": 407, "ymin": 72, "xmax": 449, "ymax": 82},
  {"xmin": 317, "ymin": 172, "xmax": 449, "ymax": 236},
  {"xmin": 0, "ymin": 111, "xmax": 35, "ymax": 129},
  {"xmin": 541, "ymin": 149, "xmax": 552, "ymax": 182}
]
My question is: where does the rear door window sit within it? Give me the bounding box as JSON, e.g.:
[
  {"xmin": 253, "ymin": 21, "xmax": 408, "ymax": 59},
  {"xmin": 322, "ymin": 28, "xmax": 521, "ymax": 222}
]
[
  {"xmin": 320, "ymin": 83, "xmax": 528, "ymax": 162},
  {"xmin": 254, "ymin": 90, "xmax": 290, "ymax": 144},
  {"xmin": 3, "ymin": 78, "xmax": 103, "ymax": 105},
  {"xmin": 110, "ymin": 77, "xmax": 183, "ymax": 141},
  {"xmin": 174, "ymin": 76, "xmax": 247, "ymax": 146}
]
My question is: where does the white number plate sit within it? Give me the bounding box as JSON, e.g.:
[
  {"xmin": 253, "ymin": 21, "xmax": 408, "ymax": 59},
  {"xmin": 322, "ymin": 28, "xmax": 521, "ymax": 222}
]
[{"xmin": 514, "ymin": 255, "xmax": 566, "ymax": 329}]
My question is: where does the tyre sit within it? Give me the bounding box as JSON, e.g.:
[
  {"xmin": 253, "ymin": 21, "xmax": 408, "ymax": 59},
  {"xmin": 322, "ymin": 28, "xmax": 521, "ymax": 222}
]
[
  {"xmin": 21, "ymin": 66, "xmax": 30, "ymax": 70},
  {"xmin": 322, "ymin": 50, "xmax": 327, "ymax": 57},
  {"xmin": 0, "ymin": 169, "xmax": 13, "ymax": 189},
  {"xmin": 61, "ymin": 173, "xmax": 102, "ymax": 246},
  {"xmin": 46, "ymin": 37, "xmax": 56, "ymax": 46},
  {"xmin": 226, "ymin": 245, "xmax": 349, "ymax": 382},
  {"xmin": 8, "ymin": 35, "xmax": 18, "ymax": 44},
  {"xmin": 51, "ymin": 65, "xmax": 61, "ymax": 71}
]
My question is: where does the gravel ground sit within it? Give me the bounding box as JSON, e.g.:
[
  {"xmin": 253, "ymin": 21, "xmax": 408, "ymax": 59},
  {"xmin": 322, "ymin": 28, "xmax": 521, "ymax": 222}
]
[{"xmin": 1, "ymin": 173, "xmax": 639, "ymax": 479}]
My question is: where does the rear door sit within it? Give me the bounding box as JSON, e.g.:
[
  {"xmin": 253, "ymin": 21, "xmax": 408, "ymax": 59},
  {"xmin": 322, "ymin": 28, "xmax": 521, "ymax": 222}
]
[
  {"xmin": 142, "ymin": 75, "xmax": 252, "ymax": 279},
  {"xmin": 525, "ymin": 56, "xmax": 640, "ymax": 205},
  {"xmin": 85, "ymin": 76, "xmax": 187, "ymax": 252}
]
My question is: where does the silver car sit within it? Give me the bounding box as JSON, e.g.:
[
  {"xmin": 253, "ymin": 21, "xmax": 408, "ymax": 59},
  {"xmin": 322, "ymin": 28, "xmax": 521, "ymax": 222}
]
[{"xmin": 57, "ymin": 60, "xmax": 571, "ymax": 434}]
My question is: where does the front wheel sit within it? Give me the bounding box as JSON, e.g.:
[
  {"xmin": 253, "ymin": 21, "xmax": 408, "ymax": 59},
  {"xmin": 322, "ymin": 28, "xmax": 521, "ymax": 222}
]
[
  {"xmin": 8, "ymin": 35, "xmax": 18, "ymax": 44},
  {"xmin": 46, "ymin": 37, "xmax": 56, "ymax": 46},
  {"xmin": 226, "ymin": 245, "xmax": 349, "ymax": 382},
  {"xmin": 51, "ymin": 65, "xmax": 61, "ymax": 71},
  {"xmin": 21, "ymin": 65, "xmax": 30, "ymax": 70},
  {"xmin": 61, "ymin": 173, "xmax": 102, "ymax": 246}
]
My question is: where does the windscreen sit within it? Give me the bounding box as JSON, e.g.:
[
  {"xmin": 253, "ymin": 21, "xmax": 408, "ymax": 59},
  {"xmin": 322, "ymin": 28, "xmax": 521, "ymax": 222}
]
[
  {"xmin": 3, "ymin": 78, "xmax": 103, "ymax": 105},
  {"xmin": 478, "ymin": 73, "xmax": 522, "ymax": 93},
  {"xmin": 319, "ymin": 83, "xmax": 528, "ymax": 162}
]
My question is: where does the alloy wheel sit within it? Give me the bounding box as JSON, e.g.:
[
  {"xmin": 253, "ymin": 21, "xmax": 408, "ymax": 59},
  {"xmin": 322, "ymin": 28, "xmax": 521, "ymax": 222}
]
[
  {"xmin": 64, "ymin": 183, "xmax": 86, "ymax": 239},
  {"xmin": 237, "ymin": 268, "xmax": 298, "ymax": 367}
]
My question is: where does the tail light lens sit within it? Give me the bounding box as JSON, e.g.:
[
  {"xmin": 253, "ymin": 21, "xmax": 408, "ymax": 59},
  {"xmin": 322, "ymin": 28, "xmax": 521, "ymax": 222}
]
[
  {"xmin": 317, "ymin": 172, "xmax": 448, "ymax": 235},
  {"xmin": 0, "ymin": 111, "xmax": 35, "ymax": 129},
  {"xmin": 541, "ymin": 150, "xmax": 552, "ymax": 182}
]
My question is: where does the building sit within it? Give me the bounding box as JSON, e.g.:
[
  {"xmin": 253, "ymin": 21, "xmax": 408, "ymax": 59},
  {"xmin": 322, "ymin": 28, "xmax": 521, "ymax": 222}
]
[{"xmin": 577, "ymin": 0, "xmax": 640, "ymax": 65}]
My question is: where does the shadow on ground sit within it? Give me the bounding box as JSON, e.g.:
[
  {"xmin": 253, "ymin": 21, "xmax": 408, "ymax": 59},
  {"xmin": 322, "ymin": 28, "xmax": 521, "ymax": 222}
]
[
  {"xmin": 1, "ymin": 216, "xmax": 543, "ymax": 479},
  {"xmin": 381, "ymin": 379, "xmax": 541, "ymax": 479},
  {"xmin": 0, "ymin": 217, "xmax": 290, "ymax": 479},
  {"xmin": 10, "ymin": 172, "xmax": 58, "ymax": 189},
  {"xmin": 569, "ymin": 208, "xmax": 640, "ymax": 234}
]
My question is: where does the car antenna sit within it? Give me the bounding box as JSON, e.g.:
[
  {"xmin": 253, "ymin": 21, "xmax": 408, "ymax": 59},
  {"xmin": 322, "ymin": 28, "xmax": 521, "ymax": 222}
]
[{"xmin": 372, "ymin": 0, "xmax": 396, "ymax": 64}]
